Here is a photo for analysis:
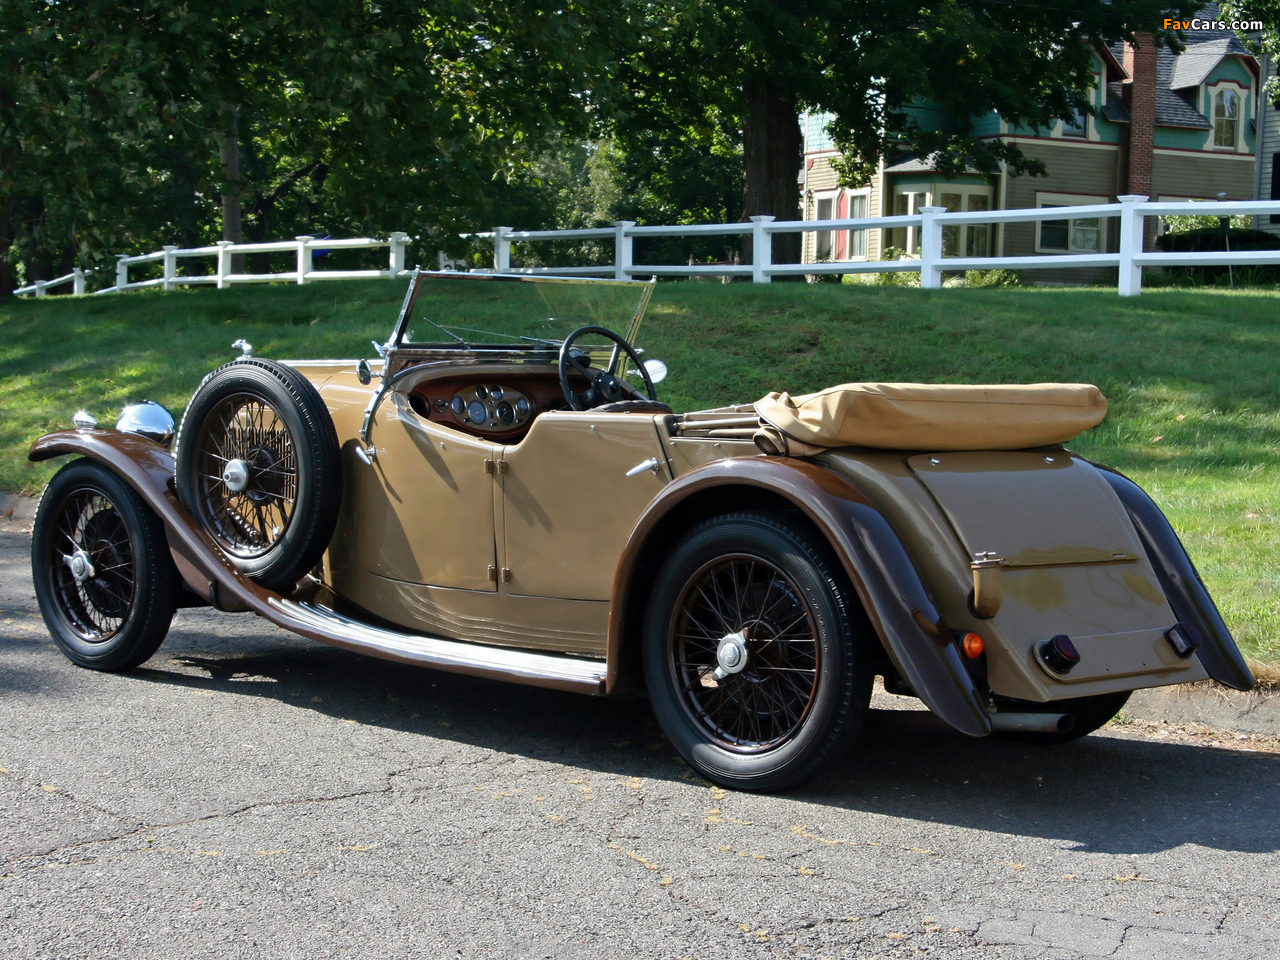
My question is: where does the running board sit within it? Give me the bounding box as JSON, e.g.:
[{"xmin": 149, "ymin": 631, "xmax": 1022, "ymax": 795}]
[{"xmin": 271, "ymin": 598, "xmax": 608, "ymax": 695}]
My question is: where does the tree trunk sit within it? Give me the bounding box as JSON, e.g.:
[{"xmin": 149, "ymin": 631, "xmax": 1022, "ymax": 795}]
[
  {"xmin": 219, "ymin": 102, "xmax": 245, "ymax": 274},
  {"xmin": 742, "ymin": 78, "xmax": 803, "ymax": 268}
]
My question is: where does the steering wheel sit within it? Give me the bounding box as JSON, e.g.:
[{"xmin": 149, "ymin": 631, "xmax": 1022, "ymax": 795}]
[{"xmin": 558, "ymin": 325, "xmax": 657, "ymax": 411}]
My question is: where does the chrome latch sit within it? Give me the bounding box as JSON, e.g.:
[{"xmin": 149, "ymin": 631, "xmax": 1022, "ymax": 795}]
[{"xmin": 625, "ymin": 457, "xmax": 660, "ymax": 478}]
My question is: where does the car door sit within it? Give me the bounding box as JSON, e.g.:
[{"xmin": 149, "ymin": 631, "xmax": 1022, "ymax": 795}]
[
  {"xmin": 498, "ymin": 411, "xmax": 670, "ymax": 600},
  {"xmin": 334, "ymin": 390, "xmax": 500, "ymax": 592}
]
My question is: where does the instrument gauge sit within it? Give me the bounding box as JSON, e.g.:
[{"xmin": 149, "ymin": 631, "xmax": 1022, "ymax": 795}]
[
  {"xmin": 514, "ymin": 397, "xmax": 530, "ymax": 418},
  {"xmin": 451, "ymin": 396, "xmax": 466, "ymax": 417},
  {"xmin": 475, "ymin": 384, "xmax": 489, "ymax": 401},
  {"xmin": 490, "ymin": 385, "xmax": 504, "ymax": 402},
  {"xmin": 496, "ymin": 400, "xmax": 514, "ymax": 425},
  {"xmin": 467, "ymin": 400, "xmax": 488, "ymax": 424}
]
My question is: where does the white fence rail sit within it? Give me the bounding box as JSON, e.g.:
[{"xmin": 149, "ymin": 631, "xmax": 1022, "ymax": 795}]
[
  {"xmin": 13, "ymin": 233, "xmax": 414, "ymax": 297},
  {"xmin": 14, "ymin": 197, "xmax": 1280, "ymax": 299}
]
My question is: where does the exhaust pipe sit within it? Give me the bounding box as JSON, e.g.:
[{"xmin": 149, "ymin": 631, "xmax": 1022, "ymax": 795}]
[{"xmin": 990, "ymin": 712, "xmax": 1076, "ymax": 734}]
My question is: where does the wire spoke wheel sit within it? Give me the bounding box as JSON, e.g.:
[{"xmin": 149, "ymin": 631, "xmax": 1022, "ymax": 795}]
[
  {"xmin": 643, "ymin": 513, "xmax": 870, "ymax": 792},
  {"xmin": 174, "ymin": 358, "xmax": 341, "ymax": 593},
  {"xmin": 46, "ymin": 490, "xmax": 137, "ymax": 642},
  {"xmin": 190, "ymin": 393, "xmax": 298, "ymax": 558},
  {"xmin": 669, "ymin": 555, "xmax": 820, "ymax": 752},
  {"xmin": 32, "ymin": 459, "xmax": 179, "ymax": 671}
]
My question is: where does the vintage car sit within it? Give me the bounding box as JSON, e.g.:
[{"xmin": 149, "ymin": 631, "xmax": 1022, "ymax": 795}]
[{"xmin": 29, "ymin": 271, "xmax": 1254, "ymax": 791}]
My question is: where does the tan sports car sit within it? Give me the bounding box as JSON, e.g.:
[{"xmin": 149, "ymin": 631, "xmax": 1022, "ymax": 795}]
[{"xmin": 29, "ymin": 272, "xmax": 1254, "ymax": 790}]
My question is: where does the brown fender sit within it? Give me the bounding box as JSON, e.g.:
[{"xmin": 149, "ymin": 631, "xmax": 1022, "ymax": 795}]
[
  {"xmin": 608, "ymin": 456, "xmax": 993, "ymax": 736},
  {"xmin": 31, "ymin": 429, "xmax": 278, "ymax": 612},
  {"xmin": 28, "ymin": 430, "xmax": 611, "ymax": 694},
  {"xmin": 1094, "ymin": 465, "xmax": 1254, "ymax": 691}
]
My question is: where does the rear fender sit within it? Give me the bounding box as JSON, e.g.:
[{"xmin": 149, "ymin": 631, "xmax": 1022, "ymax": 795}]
[
  {"xmin": 1095, "ymin": 466, "xmax": 1254, "ymax": 691},
  {"xmin": 609, "ymin": 457, "xmax": 992, "ymax": 736}
]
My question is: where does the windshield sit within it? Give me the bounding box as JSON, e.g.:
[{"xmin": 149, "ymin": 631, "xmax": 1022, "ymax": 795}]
[{"xmin": 391, "ymin": 272, "xmax": 654, "ymax": 351}]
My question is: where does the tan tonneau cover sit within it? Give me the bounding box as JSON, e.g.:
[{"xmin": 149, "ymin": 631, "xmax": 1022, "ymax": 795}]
[{"xmin": 753, "ymin": 382, "xmax": 1107, "ymax": 455}]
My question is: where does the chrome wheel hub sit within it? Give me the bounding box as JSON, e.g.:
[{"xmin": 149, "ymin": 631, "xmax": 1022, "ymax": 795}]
[
  {"xmin": 713, "ymin": 631, "xmax": 749, "ymax": 680},
  {"xmin": 65, "ymin": 548, "xmax": 96, "ymax": 583},
  {"xmin": 222, "ymin": 458, "xmax": 250, "ymax": 493}
]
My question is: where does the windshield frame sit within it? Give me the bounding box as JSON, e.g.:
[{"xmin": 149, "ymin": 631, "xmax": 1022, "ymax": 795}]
[{"xmin": 386, "ymin": 271, "xmax": 656, "ymax": 362}]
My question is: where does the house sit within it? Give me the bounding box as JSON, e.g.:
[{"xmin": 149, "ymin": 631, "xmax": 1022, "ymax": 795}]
[
  {"xmin": 800, "ymin": 4, "xmax": 1261, "ymax": 279},
  {"xmin": 1257, "ymin": 52, "xmax": 1279, "ymax": 235}
]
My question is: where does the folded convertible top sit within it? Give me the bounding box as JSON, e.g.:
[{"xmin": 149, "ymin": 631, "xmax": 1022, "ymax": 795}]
[{"xmin": 753, "ymin": 382, "xmax": 1107, "ymax": 456}]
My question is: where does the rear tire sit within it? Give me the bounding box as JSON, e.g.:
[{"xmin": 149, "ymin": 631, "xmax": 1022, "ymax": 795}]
[
  {"xmin": 174, "ymin": 358, "xmax": 341, "ymax": 592},
  {"xmin": 32, "ymin": 459, "xmax": 179, "ymax": 670},
  {"xmin": 642, "ymin": 513, "xmax": 871, "ymax": 792}
]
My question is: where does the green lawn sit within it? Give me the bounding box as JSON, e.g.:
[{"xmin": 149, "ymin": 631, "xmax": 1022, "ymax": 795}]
[{"xmin": 3, "ymin": 280, "xmax": 1277, "ymax": 666}]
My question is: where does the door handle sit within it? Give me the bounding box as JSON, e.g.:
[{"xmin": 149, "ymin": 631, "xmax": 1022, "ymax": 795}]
[{"xmin": 625, "ymin": 457, "xmax": 660, "ymax": 478}]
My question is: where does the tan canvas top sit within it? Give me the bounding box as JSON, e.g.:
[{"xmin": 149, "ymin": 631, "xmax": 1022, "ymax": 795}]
[{"xmin": 752, "ymin": 382, "xmax": 1107, "ymax": 456}]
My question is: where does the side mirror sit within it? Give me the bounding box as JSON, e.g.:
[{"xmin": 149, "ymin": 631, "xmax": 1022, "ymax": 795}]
[{"xmin": 642, "ymin": 359, "xmax": 668, "ymax": 384}]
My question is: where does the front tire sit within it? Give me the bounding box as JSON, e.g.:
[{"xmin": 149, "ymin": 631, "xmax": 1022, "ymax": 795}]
[
  {"xmin": 174, "ymin": 358, "xmax": 341, "ymax": 592},
  {"xmin": 642, "ymin": 513, "xmax": 871, "ymax": 792},
  {"xmin": 32, "ymin": 459, "xmax": 179, "ymax": 670}
]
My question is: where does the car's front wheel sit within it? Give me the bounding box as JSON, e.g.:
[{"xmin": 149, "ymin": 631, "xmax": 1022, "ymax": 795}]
[
  {"xmin": 32, "ymin": 459, "xmax": 179, "ymax": 670},
  {"xmin": 642, "ymin": 513, "xmax": 872, "ymax": 792}
]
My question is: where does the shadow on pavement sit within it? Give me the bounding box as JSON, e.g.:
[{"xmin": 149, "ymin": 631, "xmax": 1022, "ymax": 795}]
[{"xmin": 98, "ymin": 628, "xmax": 1280, "ymax": 859}]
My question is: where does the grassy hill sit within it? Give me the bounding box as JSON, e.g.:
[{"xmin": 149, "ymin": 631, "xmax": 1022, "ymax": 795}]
[{"xmin": 2, "ymin": 280, "xmax": 1277, "ymax": 665}]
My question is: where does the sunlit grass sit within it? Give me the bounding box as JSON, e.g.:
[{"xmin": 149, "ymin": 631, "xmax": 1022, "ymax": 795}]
[{"xmin": 3, "ymin": 280, "xmax": 1276, "ymax": 662}]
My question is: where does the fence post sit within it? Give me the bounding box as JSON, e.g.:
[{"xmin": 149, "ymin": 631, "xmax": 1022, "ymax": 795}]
[
  {"xmin": 295, "ymin": 236, "xmax": 313, "ymax": 285},
  {"xmin": 750, "ymin": 216, "xmax": 774, "ymax": 283},
  {"xmin": 388, "ymin": 232, "xmax": 409, "ymax": 277},
  {"xmin": 493, "ymin": 227, "xmax": 512, "ymax": 273},
  {"xmin": 116, "ymin": 255, "xmax": 130, "ymax": 291},
  {"xmin": 216, "ymin": 241, "xmax": 233, "ymax": 289},
  {"xmin": 73, "ymin": 268, "xmax": 85, "ymax": 296},
  {"xmin": 918, "ymin": 206, "xmax": 947, "ymax": 289},
  {"xmin": 162, "ymin": 246, "xmax": 178, "ymax": 291},
  {"xmin": 1117, "ymin": 195, "xmax": 1147, "ymax": 296},
  {"xmin": 612, "ymin": 221, "xmax": 635, "ymax": 280}
]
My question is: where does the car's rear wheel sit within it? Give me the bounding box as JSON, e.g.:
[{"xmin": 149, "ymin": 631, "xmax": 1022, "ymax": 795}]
[
  {"xmin": 643, "ymin": 513, "xmax": 871, "ymax": 792},
  {"xmin": 32, "ymin": 459, "xmax": 179, "ymax": 670},
  {"xmin": 174, "ymin": 358, "xmax": 341, "ymax": 592}
]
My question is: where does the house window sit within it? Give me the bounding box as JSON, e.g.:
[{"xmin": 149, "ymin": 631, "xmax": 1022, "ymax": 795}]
[
  {"xmin": 939, "ymin": 190, "xmax": 994, "ymax": 257},
  {"xmin": 1213, "ymin": 89, "xmax": 1239, "ymax": 149},
  {"xmin": 1272, "ymin": 155, "xmax": 1280, "ymax": 225},
  {"xmin": 1062, "ymin": 105, "xmax": 1087, "ymax": 138},
  {"xmin": 815, "ymin": 196, "xmax": 834, "ymax": 260},
  {"xmin": 848, "ymin": 194, "xmax": 868, "ymax": 258},
  {"xmin": 890, "ymin": 191, "xmax": 928, "ymax": 254},
  {"xmin": 1036, "ymin": 193, "xmax": 1107, "ymax": 253}
]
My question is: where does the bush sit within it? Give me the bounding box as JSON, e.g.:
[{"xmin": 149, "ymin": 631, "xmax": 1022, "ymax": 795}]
[
  {"xmin": 874, "ymin": 246, "xmax": 920, "ymax": 287},
  {"xmin": 1155, "ymin": 226, "xmax": 1280, "ymax": 286},
  {"xmin": 964, "ymin": 268, "xmax": 1021, "ymax": 288}
]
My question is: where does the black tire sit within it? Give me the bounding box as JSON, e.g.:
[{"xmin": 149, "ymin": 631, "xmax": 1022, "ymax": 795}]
[
  {"xmin": 994, "ymin": 690, "xmax": 1132, "ymax": 744},
  {"xmin": 642, "ymin": 513, "xmax": 872, "ymax": 792},
  {"xmin": 174, "ymin": 358, "xmax": 341, "ymax": 592},
  {"xmin": 32, "ymin": 459, "xmax": 179, "ymax": 671}
]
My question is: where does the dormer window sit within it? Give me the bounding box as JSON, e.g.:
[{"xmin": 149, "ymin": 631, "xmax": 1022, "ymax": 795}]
[
  {"xmin": 1062, "ymin": 105, "xmax": 1087, "ymax": 138},
  {"xmin": 1213, "ymin": 88, "xmax": 1240, "ymax": 149}
]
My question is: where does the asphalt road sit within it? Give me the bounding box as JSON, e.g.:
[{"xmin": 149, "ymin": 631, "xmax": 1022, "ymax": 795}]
[{"xmin": 2, "ymin": 525, "xmax": 1278, "ymax": 960}]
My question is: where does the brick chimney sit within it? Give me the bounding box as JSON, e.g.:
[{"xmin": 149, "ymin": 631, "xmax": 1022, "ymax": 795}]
[{"xmin": 1123, "ymin": 33, "xmax": 1158, "ymax": 248}]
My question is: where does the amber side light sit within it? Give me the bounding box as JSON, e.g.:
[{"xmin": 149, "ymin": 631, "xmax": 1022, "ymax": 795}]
[{"xmin": 961, "ymin": 633, "xmax": 985, "ymax": 659}]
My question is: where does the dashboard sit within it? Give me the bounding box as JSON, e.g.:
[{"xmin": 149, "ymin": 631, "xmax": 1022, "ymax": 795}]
[{"xmin": 408, "ymin": 374, "xmax": 573, "ymax": 441}]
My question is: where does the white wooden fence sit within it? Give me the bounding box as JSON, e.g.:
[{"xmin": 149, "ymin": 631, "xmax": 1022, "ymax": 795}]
[{"xmin": 14, "ymin": 197, "xmax": 1280, "ymax": 299}]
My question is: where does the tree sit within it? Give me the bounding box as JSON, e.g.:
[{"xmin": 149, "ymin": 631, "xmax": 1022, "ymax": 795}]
[
  {"xmin": 617, "ymin": 1, "xmax": 1201, "ymax": 263},
  {"xmin": 1, "ymin": 1, "xmax": 638, "ymax": 294}
]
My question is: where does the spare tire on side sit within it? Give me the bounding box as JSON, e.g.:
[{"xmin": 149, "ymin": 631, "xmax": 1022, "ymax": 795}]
[{"xmin": 174, "ymin": 358, "xmax": 341, "ymax": 593}]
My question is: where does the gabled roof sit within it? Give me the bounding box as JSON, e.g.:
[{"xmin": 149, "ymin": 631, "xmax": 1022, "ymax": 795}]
[
  {"xmin": 883, "ymin": 155, "xmax": 983, "ymax": 175},
  {"xmin": 1169, "ymin": 37, "xmax": 1252, "ymax": 89},
  {"xmin": 1103, "ymin": 4, "xmax": 1256, "ymax": 131}
]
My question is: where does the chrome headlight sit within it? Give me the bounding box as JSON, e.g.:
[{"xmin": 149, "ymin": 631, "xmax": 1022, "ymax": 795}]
[{"xmin": 116, "ymin": 401, "xmax": 176, "ymax": 448}]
